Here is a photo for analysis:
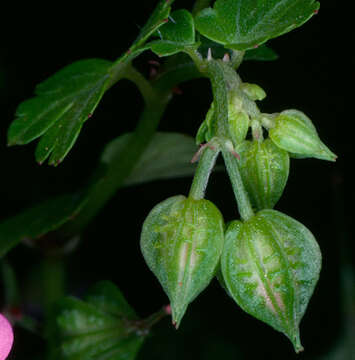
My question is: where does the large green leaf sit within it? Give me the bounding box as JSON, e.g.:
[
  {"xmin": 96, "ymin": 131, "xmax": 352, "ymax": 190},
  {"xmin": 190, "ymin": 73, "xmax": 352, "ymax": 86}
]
[
  {"xmin": 0, "ymin": 193, "xmax": 86, "ymax": 257},
  {"xmin": 7, "ymin": 0, "xmax": 175, "ymax": 166},
  {"xmin": 8, "ymin": 59, "xmax": 112, "ymax": 165},
  {"xmin": 150, "ymin": 9, "xmax": 196, "ymax": 57},
  {"xmin": 56, "ymin": 281, "xmax": 145, "ymax": 360},
  {"xmin": 195, "ymin": 0, "xmax": 320, "ymax": 50},
  {"xmin": 101, "ymin": 132, "xmax": 197, "ymax": 186}
]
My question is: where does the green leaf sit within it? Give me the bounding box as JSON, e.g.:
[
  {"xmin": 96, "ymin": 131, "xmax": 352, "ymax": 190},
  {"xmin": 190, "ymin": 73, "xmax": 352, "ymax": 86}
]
[
  {"xmin": 244, "ymin": 45, "xmax": 279, "ymax": 61},
  {"xmin": 0, "ymin": 193, "xmax": 86, "ymax": 257},
  {"xmin": 195, "ymin": 0, "xmax": 320, "ymax": 50},
  {"xmin": 8, "ymin": 59, "xmax": 112, "ymax": 165},
  {"xmin": 56, "ymin": 281, "xmax": 145, "ymax": 360},
  {"xmin": 141, "ymin": 196, "xmax": 224, "ymax": 327},
  {"xmin": 221, "ymin": 210, "xmax": 322, "ymax": 352},
  {"xmin": 236, "ymin": 139, "xmax": 289, "ymax": 210},
  {"xmin": 150, "ymin": 10, "xmax": 196, "ymax": 56},
  {"xmin": 84, "ymin": 281, "xmax": 138, "ymax": 319},
  {"xmin": 101, "ymin": 132, "xmax": 197, "ymax": 186},
  {"xmin": 269, "ymin": 109, "xmax": 337, "ymax": 161},
  {"xmin": 133, "ymin": 0, "xmax": 174, "ymax": 48},
  {"xmin": 7, "ymin": 1, "xmax": 175, "ymax": 167}
]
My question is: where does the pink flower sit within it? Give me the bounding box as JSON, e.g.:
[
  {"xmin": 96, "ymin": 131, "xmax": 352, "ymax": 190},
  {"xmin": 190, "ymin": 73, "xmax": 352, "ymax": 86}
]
[{"xmin": 0, "ymin": 314, "xmax": 13, "ymax": 360}]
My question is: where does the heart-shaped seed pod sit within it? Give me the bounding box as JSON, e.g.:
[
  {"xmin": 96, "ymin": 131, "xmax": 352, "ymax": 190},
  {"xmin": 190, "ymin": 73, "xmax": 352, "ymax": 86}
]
[
  {"xmin": 141, "ymin": 195, "xmax": 224, "ymax": 328},
  {"xmin": 236, "ymin": 139, "xmax": 289, "ymax": 210},
  {"xmin": 269, "ymin": 109, "xmax": 337, "ymax": 161},
  {"xmin": 221, "ymin": 209, "xmax": 321, "ymax": 353}
]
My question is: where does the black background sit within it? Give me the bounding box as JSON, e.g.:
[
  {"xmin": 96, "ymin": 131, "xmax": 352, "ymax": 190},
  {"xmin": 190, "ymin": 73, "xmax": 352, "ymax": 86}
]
[{"xmin": 0, "ymin": 1, "xmax": 352, "ymax": 359}]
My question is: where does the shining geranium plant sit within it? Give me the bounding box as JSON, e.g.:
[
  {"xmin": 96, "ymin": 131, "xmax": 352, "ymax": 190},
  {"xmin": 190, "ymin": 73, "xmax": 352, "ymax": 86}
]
[{"xmin": 1, "ymin": 0, "xmax": 334, "ymax": 358}]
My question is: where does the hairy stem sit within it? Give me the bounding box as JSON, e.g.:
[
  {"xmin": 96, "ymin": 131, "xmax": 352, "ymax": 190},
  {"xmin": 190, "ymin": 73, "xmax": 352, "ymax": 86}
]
[
  {"xmin": 189, "ymin": 144, "xmax": 220, "ymax": 200},
  {"xmin": 222, "ymin": 149, "xmax": 254, "ymax": 221}
]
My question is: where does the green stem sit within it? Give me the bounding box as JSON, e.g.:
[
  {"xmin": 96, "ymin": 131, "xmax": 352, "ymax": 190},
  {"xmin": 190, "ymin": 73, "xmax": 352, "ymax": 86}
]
[
  {"xmin": 124, "ymin": 65, "xmax": 156, "ymax": 104},
  {"xmin": 189, "ymin": 145, "xmax": 220, "ymax": 200},
  {"xmin": 62, "ymin": 61, "xmax": 205, "ymax": 235},
  {"xmin": 42, "ymin": 257, "xmax": 65, "ymax": 360},
  {"xmin": 65, "ymin": 94, "xmax": 170, "ymax": 233},
  {"xmin": 222, "ymin": 149, "xmax": 254, "ymax": 221}
]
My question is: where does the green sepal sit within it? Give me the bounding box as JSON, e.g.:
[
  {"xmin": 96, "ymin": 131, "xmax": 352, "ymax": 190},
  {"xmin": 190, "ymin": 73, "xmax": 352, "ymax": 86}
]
[
  {"xmin": 195, "ymin": 0, "xmax": 320, "ymax": 51},
  {"xmin": 55, "ymin": 281, "xmax": 145, "ymax": 360},
  {"xmin": 269, "ymin": 110, "xmax": 337, "ymax": 161},
  {"xmin": 221, "ymin": 210, "xmax": 322, "ymax": 353},
  {"xmin": 149, "ymin": 10, "xmax": 196, "ymax": 57},
  {"xmin": 195, "ymin": 103, "xmax": 216, "ymax": 144},
  {"xmin": 236, "ymin": 139, "xmax": 289, "ymax": 210},
  {"xmin": 228, "ymin": 96, "xmax": 249, "ymax": 146},
  {"xmin": 140, "ymin": 195, "xmax": 224, "ymax": 328}
]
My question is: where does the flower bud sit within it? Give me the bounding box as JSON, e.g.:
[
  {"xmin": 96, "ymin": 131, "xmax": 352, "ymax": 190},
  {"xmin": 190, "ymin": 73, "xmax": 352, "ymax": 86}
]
[
  {"xmin": 221, "ymin": 209, "xmax": 321, "ymax": 353},
  {"xmin": 0, "ymin": 314, "xmax": 14, "ymax": 360},
  {"xmin": 269, "ymin": 110, "xmax": 337, "ymax": 161},
  {"xmin": 240, "ymin": 83, "xmax": 267, "ymax": 101},
  {"xmin": 140, "ymin": 195, "xmax": 224, "ymax": 327},
  {"xmin": 236, "ymin": 139, "xmax": 289, "ymax": 210}
]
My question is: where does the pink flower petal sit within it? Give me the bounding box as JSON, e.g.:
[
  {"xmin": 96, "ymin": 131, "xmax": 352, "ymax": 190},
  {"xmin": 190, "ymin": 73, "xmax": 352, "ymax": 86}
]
[{"xmin": 0, "ymin": 314, "xmax": 14, "ymax": 360}]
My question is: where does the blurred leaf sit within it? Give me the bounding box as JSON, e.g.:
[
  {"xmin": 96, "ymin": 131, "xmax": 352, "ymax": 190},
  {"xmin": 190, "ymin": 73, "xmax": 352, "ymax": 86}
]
[
  {"xmin": 0, "ymin": 193, "xmax": 86, "ymax": 257},
  {"xmin": 56, "ymin": 281, "xmax": 145, "ymax": 360},
  {"xmin": 1, "ymin": 261, "xmax": 19, "ymax": 306},
  {"xmin": 150, "ymin": 10, "xmax": 196, "ymax": 56},
  {"xmin": 101, "ymin": 132, "xmax": 197, "ymax": 186},
  {"xmin": 8, "ymin": 59, "xmax": 112, "ymax": 165},
  {"xmin": 195, "ymin": 0, "xmax": 320, "ymax": 50}
]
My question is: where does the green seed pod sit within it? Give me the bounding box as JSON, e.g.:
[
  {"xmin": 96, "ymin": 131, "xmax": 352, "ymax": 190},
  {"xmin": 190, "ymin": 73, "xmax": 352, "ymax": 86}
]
[
  {"xmin": 240, "ymin": 83, "xmax": 267, "ymax": 101},
  {"xmin": 221, "ymin": 210, "xmax": 321, "ymax": 353},
  {"xmin": 269, "ymin": 109, "xmax": 337, "ymax": 161},
  {"xmin": 140, "ymin": 195, "xmax": 224, "ymax": 328},
  {"xmin": 236, "ymin": 139, "xmax": 289, "ymax": 210}
]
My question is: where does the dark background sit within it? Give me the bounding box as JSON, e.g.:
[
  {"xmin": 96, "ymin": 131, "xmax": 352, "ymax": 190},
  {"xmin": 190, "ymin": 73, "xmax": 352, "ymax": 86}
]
[{"xmin": 0, "ymin": 1, "xmax": 352, "ymax": 359}]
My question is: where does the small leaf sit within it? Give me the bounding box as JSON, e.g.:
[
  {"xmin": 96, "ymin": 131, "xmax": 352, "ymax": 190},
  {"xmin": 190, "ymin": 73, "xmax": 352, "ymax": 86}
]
[
  {"xmin": 56, "ymin": 281, "xmax": 145, "ymax": 360},
  {"xmin": 150, "ymin": 10, "xmax": 196, "ymax": 57},
  {"xmin": 195, "ymin": 0, "xmax": 320, "ymax": 50},
  {"xmin": 8, "ymin": 59, "xmax": 112, "ymax": 165},
  {"xmin": 101, "ymin": 132, "xmax": 197, "ymax": 186},
  {"xmin": 244, "ymin": 45, "xmax": 279, "ymax": 61},
  {"xmin": 236, "ymin": 139, "xmax": 289, "ymax": 210},
  {"xmin": 133, "ymin": 0, "xmax": 174, "ymax": 48},
  {"xmin": 140, "ymin": 196, "xmax": 224, "ymax": 327},
  {"xmin": 0, "ymin": 193, "xmax": 86, "ymax": 258},
  {"xmin": 221, "ymin": 209, "xmax": 322, "ymax": 352},
  {"xmin": 269, "ymin": 109, "xmax": 337, "ymax": 161}
]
